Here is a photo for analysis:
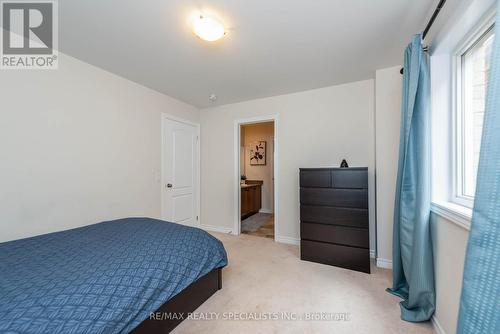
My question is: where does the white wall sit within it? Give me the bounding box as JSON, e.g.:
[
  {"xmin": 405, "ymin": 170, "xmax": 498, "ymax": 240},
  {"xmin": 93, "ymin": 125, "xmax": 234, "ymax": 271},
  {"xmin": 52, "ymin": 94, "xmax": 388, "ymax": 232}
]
[
  {"xmin": 242, "ymin": 122, "xmax": 274, "ymax": 213},
  {"xmin": 375, "ymin": 66, "xmax": 402, "ymax": 266},
  {"xmin": 200, "ymin": 80, "xmax": 376, "ymax": 248},
  {"xmin": 0, "ymin": 52, "xmax": 199, "ymax": 243},
  {"xmin": 431, "ymin": 214, "xmax": 469, "ymax": 334}
]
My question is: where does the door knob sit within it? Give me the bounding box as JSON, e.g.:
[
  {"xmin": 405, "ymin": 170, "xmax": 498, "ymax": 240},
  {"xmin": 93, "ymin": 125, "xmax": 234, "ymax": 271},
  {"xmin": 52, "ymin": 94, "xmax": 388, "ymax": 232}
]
[{"xmin": 166, "ymin": 183, "xmax": 173, "ymax": 188}]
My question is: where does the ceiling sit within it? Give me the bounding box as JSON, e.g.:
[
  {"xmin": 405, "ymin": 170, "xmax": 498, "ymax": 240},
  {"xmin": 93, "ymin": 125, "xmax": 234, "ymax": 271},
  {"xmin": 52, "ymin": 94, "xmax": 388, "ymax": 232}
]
[{"xmin": 59, "ymin": 0, "xmax": 435, "ymax": 108}]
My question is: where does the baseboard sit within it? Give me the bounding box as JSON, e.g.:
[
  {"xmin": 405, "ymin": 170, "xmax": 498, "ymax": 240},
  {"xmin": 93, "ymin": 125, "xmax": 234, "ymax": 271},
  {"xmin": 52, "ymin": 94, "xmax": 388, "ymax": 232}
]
[
  {"xmin": 200, "ymin": 224, "xmax": 233, "ymax": 234},
  {"xmin": 258, "ymin": 209, "xmax": 274, "ymax": 214},
  {"xmin": 370, "ymin": 249, "xmax": 375, "ymax": 259},
  {"xmin": 275, "ymin": 235, "xmax": 300, "ymax": 246},
  {"xmin": 376, "ymin": 257, "xmax": 393, "ymax": 269},
  {"xmin": 431, "ymin": 315, "xmax": 446, "ymax": 334}
]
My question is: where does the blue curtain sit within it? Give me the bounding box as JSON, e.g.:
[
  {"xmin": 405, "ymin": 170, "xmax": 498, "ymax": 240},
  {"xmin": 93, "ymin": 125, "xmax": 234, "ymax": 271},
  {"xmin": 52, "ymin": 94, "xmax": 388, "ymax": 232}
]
[
  {"xmin": 387, "ymin": 33, "xmax": 435, "ymax": 322},
  {"xmin": 457, "ymin": 7, "xmax": 500, "ymax": 334}
]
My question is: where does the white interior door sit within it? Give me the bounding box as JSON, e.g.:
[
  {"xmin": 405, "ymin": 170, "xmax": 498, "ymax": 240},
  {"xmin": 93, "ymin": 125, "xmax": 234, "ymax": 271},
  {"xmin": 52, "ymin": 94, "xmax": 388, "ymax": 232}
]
[{"xmin": 163, "ymin": 117, "xmax": 199, "ymax": 226}]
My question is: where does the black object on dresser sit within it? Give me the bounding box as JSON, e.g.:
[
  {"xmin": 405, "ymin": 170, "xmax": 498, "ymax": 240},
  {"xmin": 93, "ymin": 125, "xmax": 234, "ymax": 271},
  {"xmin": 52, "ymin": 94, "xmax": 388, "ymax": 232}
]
[{"xmin": 299, "ymin": 167, "xmax": 370, "ymax": 273}]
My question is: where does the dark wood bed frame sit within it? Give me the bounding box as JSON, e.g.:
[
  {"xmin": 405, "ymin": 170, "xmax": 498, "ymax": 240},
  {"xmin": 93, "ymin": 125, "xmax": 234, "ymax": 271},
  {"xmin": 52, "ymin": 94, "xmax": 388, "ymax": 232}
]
[{"xmin": 131, "ymin": 268, "xmax": 222, "ymax": 334}]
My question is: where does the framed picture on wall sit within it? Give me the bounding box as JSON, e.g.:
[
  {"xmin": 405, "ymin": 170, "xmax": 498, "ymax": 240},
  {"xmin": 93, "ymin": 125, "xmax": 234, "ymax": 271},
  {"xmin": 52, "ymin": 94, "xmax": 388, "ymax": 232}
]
[{"xmin": 250, "ymin": 141, "xmax": 266, "ymax": 165}]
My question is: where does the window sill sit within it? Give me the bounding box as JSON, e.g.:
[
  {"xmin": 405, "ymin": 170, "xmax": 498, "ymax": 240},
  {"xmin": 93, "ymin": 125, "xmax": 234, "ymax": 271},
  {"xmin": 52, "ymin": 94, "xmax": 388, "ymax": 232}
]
[{"xmin": 431, "ymin": 201, "xmax": 472, "ymax": 231}]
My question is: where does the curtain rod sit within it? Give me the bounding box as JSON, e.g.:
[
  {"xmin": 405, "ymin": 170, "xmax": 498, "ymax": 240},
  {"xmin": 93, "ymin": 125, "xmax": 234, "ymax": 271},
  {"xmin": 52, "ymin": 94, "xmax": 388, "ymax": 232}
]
[
  {"xmin": 400, "ymin": 0, "xmax": 447, "ymax": 74},
  {"xmin": 423, "ymin": 0, "xmax": 447, "ymax": 39}
]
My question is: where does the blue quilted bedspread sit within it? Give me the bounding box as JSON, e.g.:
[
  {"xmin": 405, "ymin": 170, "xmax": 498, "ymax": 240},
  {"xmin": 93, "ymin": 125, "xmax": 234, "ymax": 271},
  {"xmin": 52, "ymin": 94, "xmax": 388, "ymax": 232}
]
[{"xmin": 0, "ymin": 218, "xmax": 228, "ymax": 334}]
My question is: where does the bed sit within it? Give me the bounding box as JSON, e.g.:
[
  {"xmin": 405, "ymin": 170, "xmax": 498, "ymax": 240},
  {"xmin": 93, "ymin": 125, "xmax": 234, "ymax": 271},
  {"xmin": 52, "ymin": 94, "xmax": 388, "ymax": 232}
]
[{"xmin": 0, "ymin": 218, "xmax": 228, "ymax": 333}]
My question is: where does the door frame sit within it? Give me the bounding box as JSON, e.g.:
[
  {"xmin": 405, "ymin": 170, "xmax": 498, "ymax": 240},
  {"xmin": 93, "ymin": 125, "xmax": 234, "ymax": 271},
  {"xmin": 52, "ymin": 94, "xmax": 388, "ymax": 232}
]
[
  {"xmin": 161, "ymin": 114, "xmax": 201, "ymax": 227},
  {"xmin": 233, "ymin": 114, "xmax": 279, "ymax": 240}
]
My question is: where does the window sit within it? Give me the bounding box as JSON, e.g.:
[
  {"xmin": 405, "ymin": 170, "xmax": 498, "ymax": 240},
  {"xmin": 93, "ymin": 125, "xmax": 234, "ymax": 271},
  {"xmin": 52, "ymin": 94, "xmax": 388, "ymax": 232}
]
[
  {"xmin": 455, "ymin": 24, "xmax": 494, "ymax": 207},
  {"xmin": 430, "ymin": 5, "xmax": 495, "ymax": 227}
]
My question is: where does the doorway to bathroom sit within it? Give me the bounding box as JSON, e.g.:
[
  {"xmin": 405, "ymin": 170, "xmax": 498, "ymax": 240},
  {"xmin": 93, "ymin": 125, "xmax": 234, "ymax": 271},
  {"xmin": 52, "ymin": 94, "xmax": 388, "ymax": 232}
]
[{"xmin": 234, "ymin": 115, "xmax": 278, "ymax": 240}]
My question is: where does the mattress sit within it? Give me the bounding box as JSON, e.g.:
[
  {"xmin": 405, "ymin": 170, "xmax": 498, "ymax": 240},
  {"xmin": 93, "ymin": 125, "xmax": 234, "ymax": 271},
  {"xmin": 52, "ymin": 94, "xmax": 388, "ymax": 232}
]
[{"xmin": 0, "ymin": 218, "xmax": 228, "ymax": 334}]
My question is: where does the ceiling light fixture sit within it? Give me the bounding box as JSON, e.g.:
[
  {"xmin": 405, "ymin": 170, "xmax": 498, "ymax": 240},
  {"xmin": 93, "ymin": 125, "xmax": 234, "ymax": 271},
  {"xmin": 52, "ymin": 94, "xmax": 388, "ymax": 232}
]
[{"xmin": 192, "ymin": 14, "xmax": 225, "ymax": 42}]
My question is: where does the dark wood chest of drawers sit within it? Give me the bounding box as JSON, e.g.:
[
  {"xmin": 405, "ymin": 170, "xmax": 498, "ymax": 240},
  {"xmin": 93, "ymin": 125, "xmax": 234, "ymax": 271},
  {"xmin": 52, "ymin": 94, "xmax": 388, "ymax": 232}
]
[{"xmin": 299, "ymin": 167, "xmax": 370, "ymax": 273}]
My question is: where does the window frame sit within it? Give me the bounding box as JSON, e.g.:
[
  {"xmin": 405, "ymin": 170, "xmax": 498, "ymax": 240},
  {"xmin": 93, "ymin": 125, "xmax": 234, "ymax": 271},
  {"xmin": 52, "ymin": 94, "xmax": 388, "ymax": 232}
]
[{"xmin": 452, "ymin": 15, "xmax": 495, "ymax": 208}]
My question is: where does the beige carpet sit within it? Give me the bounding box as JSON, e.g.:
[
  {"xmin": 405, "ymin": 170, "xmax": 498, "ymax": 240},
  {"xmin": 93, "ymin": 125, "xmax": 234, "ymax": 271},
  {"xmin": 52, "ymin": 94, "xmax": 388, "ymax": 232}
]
[{"xmin": 173, "ymin": 233, "xmax": 435, "ymax": 334}]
